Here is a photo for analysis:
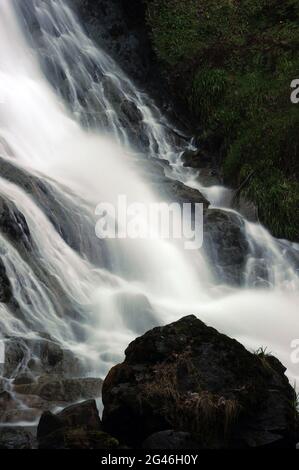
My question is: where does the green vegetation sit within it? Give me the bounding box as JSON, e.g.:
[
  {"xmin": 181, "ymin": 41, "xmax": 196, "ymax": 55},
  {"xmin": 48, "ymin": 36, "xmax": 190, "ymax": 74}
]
[{"xmin": 146, "ymin": 0, "xmax": 299, "ymax": 239}]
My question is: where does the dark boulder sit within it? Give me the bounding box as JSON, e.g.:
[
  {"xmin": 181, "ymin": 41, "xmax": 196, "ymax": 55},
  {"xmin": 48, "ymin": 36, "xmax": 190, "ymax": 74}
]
[
  {"xmin": 102, "ymin": 315, "xmax": 297, "ymax": 449},
  {"xmin": 37, "ymin": 400, "xmax": 118, "ymax": 450},
  {"xmin": 58, "ymin": 399, "xmax": 102, "ymax": 430},
  {"xmin": 37, "ymin": 411, "xmax": 64, "ymax": 441},
  {"xmin": 38, "ymin": 400, "xmax": 102, "ymax": 440}
]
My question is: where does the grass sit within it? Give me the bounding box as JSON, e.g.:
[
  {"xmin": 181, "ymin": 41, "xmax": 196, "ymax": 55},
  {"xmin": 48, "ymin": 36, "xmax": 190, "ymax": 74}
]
[
  {"xmin": 253, "ymin": 346, "xmax": 275, "ymax": 372},
  {"xmin": 146, "ymin": 0, "xmax": 299, "ymax": 240},
  {"xmin": 142, "ymin": 353, "xmax": 241, "ymax": 447}
]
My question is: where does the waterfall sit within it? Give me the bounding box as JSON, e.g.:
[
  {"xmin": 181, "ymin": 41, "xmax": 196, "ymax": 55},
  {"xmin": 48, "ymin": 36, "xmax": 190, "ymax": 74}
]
[{"xmin": 0, "ymin": 0, "xmax": 298, "ymax": 423}]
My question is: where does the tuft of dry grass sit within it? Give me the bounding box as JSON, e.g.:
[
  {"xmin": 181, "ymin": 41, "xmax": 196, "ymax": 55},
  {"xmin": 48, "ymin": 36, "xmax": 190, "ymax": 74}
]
[{"xmin": 141, "ymin": 353, "xmax": 241, "ymax": 447}]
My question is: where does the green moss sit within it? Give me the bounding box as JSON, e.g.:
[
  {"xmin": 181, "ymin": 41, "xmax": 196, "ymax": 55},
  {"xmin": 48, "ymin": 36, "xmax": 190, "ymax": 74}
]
[
  {"xmin": 146, "ymin": 0, "xmax": 299, "ymax": 240},
  {"xmin": 147, "ymin": 0, "xmax": 201, "ymax": 65}
]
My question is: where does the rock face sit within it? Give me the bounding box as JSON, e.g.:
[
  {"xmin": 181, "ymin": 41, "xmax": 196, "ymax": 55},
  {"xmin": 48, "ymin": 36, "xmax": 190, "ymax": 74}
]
[
  {"xmin": 0, "ymin": 157, "xmax": 105, "ymax": 267},
  {"xmin": 14, "ymin": 376, "xmax": 103, "ymax": 404},
  {"xmin": 203, "ymin": 209, "xmax": 250, "ymax": 285},
  {"xmin": 3, "ymin": 335, "xmax": 82, "ymax": 378},
  {"xmin": 1, "ymin": 335, "xmax": 102, "ymax": 424},
  {"xmin": 37, "ymin": 400, "xmax": 118, "ymax": 450},
  {"xmin": 0, "ymin": 427, "xmax": 36, "ymax": 450},
  {"xmin": 0, "ymin": 196, "xmax": 31, "ymax": 250},
  {"xmin": 0, "ymin": 258, "xmax": 13, "ymax": 304},
  {"xmin": 158, "ymin": 179, "xmax": 210, "ymax": 209},
  {"xmin": 72, "ymin": 0, "xmax": 160, "ymax": 91},
  {"xmin": 102, "ymin": 316, "xmax": 297, "ymax": 449}
]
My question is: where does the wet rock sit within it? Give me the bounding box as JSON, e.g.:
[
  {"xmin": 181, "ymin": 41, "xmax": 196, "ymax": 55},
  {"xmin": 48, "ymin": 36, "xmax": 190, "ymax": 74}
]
[
  {"xmin": 13, "ymin": 371, "xmax": 35, "ymax": 386},
  {"xmin": 0, "ymin": 391, "xmax": 40, "ymax": 424},
  {"xmin": 132, "ymin": 158, "xmax": 169, "ymax": 182},
  {"xmin": 0, "ymin": 195, "xmax": 31, "ymax": 249},
  {"xmin": 3, "ymin": 336, "xmax": 82, "ymax": 378},
  {"xmin": 0, "ymin": 408, "xmax": 40, "ymax": 425},
  {"xmin": 37, "ymin": 400, "xmax": 119, "ymax": 449},
  {"xmin": 181, "ymin": 148, "xmax": 214, "ymax": 170},
  {"xmin": 38, "ymin": 411, "xmax": 64, "ymax": 440},
  {"xmin": 155, "ymin": 178, "xmax": 210, "ymax": 208},
  {"xmin": 114, "ymin": 292, "xmax": 158, "ymax": 334},
  {"xmin": 0, "ymin": 390, "xmax": 14, "ymax": 406},
  {"xmin": 119, "ymin": 99, "xmax": 143, "ymax": 127},
  {"xmin": 203, "ymin": 209, "xmax": 250, "ymax": 285},
  {"xmin": 0, "ymin": 378, "xmax": 5, "ymax": 393},
  {"xmin": 14, "ymin": 394, "xmax": 53, "ymax": 412},
  {"xmin": 143, "ymin": 430, "xmax": 198, "ymax": 449},
  {"xmin": 72, "ymin": 0, "xmax": 155, "ymax": 86},
  {"xmin": 58, "ymin": 399, "xmax": 102, "ymax": 430},
  {"xmin": 0, "ymin": 258, "xmax": 13, "ymax": 303},
  {"xmin": 14, "ymin": 375, "xmax": 103, "ymax": 403},
  {"xmin": 37, "ymin": 399, "xmax": 103, "ymax": 441},
  {"xmin": 118, "ymin": 98, "xmax": 150, "ymax": 151},
  {"xmin": 0, "ymin": 426, "xmax": 36, "ymax": 449},
  {"xmin": 233, "ymin": 194, "xmax": 258, "ymax": 223},
  {"xmin": 0, "ymin": 157, "xmax": 105, "ymax": 267},
  {"xmin": 102, "ymin": 315, "xmax": 297, "ymax": 448}
]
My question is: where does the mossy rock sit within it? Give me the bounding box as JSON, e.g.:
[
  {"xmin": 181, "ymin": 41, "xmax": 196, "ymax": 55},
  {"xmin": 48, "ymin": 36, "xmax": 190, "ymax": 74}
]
[{"xmin": 102, "ymin": 316, "xmax": 298, "ymax": 448}]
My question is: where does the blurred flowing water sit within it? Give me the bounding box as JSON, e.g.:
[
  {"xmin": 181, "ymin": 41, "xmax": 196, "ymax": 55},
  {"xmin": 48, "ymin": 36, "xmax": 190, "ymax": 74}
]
[{"xmin": 0, "ymin": 0, "xmax": 298, "ymax": 419}]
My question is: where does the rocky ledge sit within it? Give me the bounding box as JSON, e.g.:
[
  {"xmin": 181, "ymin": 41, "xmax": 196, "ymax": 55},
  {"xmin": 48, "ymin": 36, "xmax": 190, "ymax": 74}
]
[{"xmin": 23, "ymin": 316, "xmax": 298, "ymax": 450}]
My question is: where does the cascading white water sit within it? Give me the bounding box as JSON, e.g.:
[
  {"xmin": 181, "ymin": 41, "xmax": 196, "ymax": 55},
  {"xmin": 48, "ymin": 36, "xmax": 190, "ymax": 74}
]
[{"xmin": 0, "ymin": 0, "xmax": 298, "ymax": 422}]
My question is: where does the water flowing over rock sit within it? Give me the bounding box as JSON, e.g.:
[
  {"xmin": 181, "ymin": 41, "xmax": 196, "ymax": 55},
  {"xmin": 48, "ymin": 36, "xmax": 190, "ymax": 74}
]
[
  {"xmin": 1, "ymin": 334, "xmax": 102, "ymax": 425},
  {"xmin": 0, "ymin": 194, "xmax": 31, "ymax": 250},
  {"xmin": 102, "ymin": 316, "xmax": 298, "ymax": 449},
  {"xmin": 3, "ymin": 335, "xmax": 82, "ymax": 378},
  {"xmin": 203, "ymin": 209, "xmax": 250, "ymax": 286}
]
